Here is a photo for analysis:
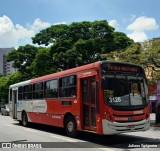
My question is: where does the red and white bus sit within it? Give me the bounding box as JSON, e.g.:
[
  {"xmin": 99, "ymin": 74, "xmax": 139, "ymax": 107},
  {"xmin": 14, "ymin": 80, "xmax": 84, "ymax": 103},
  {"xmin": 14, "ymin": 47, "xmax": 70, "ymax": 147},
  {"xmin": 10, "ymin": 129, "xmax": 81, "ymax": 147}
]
[{"xmin": 9, "ymin": 61, "xmax": 150, "ymax": 137}]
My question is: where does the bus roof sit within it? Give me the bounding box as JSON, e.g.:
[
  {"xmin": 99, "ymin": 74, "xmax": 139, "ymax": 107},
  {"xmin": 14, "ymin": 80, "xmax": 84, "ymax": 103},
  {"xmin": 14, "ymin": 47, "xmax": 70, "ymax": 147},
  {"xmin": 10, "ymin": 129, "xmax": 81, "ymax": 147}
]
[
  {"xmin": 31, "ymin": 61, "xmax": 100, "ymax": 83},
  {"xmin": 9, "ymin": 80, "xmax": 31, "ymax": 88},
  {"xmin": 9, "ymin": 61, "xmax": 143, "ymax": 88},
  {"xmin": 10, "ymin": 61, "xmax": 100, "ymax": 88}
]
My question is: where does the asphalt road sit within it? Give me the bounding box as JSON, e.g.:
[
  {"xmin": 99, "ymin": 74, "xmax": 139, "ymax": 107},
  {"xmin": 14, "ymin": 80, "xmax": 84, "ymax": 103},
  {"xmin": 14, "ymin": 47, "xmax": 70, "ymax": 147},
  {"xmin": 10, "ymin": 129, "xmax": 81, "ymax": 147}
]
[{"xmin": 0, "ymin": 114, "xmax": 160, "ymax": 151}]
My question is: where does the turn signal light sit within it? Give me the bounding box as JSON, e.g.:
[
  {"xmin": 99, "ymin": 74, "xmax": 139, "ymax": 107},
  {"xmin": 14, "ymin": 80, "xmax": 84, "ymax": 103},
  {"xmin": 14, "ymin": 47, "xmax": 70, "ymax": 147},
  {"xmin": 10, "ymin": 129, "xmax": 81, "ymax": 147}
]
[{"xmin": 104, "ymin": 111, "xmax": 113, "ymax": 121}]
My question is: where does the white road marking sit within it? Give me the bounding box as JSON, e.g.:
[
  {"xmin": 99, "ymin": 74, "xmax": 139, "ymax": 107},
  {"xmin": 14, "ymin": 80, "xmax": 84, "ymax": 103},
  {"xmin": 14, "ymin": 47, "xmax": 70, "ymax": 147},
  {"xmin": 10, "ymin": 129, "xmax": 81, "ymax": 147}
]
[
  {"xmin": 3, "ymin": 124, "xmax": 21, "ymax": 134},
  {"xmin": 124, "ymin": 133, "xmax": 160, "ymax": 140},
  {"xmin": 153, "ymin": 137, "xmax": 160, "ymax": 139},
  {"xmin": 4, "ymin": 124, "xmax": 13, "ymax": 127},
  {"xmin": 98, "ymin": 148, "xmax": 115, "ymax": 151},
  {"xmin": 4, "ymin": 124, "xmax": 37, "ymax": 133},
  {"xmin": 23, "ymin": 128, "xmax": 37, "ymax": 133},
  {"xmin": 51, "ymin": 134, "xmax": 78, "ymax": 142},
  {"xmin": 5, "ymin": 123, "xmax": 40, "ymax": 133}
]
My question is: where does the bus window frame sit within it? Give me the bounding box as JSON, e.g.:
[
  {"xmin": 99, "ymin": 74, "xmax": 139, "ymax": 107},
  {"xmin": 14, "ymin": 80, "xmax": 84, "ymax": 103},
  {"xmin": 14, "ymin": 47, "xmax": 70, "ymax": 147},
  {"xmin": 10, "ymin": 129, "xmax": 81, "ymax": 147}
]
[
  {"xmin": 44, "ymin": 78, "xmax": 58, "ymax": 99},
  {"xmin": 18, "ymin": 86, "xmax": 23, "ymax": 101},
  {"xmin": 33, "ymin": 82, "xmax": 44, "ymax": 100},
  {"xmin": 23, "ymin": 84, "xmax": 32, "ymax": 100},
  {"xmin": 59, "ymin": 74, "xmax": 77, "ymax": 98}
]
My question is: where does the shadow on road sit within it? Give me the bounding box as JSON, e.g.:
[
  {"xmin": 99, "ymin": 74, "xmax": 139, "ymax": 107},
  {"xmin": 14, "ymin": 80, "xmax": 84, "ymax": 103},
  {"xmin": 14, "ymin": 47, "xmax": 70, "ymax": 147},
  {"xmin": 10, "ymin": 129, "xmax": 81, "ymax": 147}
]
[{"xmin": 12, "ymin": 122, "xmax": 160, "ymax": 149}]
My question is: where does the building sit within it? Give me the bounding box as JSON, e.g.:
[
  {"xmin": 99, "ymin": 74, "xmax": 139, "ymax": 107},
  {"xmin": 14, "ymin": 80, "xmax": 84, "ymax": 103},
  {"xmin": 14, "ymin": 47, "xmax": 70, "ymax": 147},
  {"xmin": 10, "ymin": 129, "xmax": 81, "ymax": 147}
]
[{"xmin": 0, "ymin": 48, "xmax": 16, "ymax": 76}]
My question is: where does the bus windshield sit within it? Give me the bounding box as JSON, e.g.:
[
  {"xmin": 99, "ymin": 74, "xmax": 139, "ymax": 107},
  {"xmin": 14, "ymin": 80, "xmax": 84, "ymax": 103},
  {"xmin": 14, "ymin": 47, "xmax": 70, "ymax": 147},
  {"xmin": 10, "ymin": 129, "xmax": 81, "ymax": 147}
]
[{"xmin": 103, "ymin": 74, "xmax": 149, "ymax": 106}]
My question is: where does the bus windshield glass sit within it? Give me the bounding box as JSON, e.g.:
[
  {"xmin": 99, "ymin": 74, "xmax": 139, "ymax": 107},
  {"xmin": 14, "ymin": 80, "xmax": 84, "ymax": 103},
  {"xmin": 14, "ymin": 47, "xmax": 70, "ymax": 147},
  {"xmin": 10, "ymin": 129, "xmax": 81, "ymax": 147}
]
[{"xmin": 103, "ymin": 74, "xmax": 149, "ymax": 106}]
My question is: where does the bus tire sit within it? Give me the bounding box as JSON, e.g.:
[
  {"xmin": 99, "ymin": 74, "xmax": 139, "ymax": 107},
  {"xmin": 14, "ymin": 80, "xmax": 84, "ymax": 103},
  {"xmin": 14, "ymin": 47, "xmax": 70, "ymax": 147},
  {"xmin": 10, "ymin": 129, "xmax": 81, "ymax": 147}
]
[
  {"xmin": 22, "ymin": 112, "xmax": 28, "ymax": 127},
  {"xmin": 65, "ymin": 116, "xmax": 77, "ymax": 137}
]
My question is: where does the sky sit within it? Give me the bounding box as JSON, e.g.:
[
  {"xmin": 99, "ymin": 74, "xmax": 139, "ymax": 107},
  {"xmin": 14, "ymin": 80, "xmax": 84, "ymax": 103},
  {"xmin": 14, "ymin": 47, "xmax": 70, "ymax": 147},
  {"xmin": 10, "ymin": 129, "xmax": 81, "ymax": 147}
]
[{"xmin": 0, "ymin": 0, "xmax": 159, "ymax": 48}]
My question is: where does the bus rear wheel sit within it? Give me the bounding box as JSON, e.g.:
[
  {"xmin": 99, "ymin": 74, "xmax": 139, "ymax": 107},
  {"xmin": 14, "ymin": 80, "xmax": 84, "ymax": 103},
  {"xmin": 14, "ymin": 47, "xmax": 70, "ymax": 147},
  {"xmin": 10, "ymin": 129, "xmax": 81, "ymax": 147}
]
[
  {"xmin": 22, "ymin": 112, "xmax": 28, "ymax": 126},
  {"xmin": 65, "ymin": 116, "xmax": 77, "ymax": 137}
]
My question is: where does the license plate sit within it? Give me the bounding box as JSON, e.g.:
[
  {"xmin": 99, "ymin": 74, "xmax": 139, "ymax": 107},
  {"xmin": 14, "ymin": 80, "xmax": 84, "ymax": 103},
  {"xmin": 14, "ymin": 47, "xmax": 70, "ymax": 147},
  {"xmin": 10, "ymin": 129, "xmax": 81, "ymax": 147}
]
[{"xmin": 128, "ymin": 125, "xmax": 135, "ymax": 130}]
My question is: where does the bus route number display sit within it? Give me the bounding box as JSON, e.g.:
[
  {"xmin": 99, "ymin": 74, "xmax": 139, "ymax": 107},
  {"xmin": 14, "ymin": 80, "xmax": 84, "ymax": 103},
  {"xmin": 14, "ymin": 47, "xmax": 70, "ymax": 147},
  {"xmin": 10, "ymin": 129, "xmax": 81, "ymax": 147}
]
[
  {"xmin": 108, "ymin": 97, "xmax": 122, "ymax": 103},
  {"xmin": 107, "ymin": 65, "xmax": 138, "ymax": 73}
]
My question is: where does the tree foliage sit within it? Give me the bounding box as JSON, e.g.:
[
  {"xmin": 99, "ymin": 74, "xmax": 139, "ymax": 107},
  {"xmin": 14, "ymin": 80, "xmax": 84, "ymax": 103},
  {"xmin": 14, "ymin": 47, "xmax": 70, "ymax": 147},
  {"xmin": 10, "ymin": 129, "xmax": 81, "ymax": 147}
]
[
  {"xmin": 140, "ymin": 39, "xmax": 160, "ymax": 68},
  {"xmin": 102, "ymin": 39, "xmax": 160, "ymax": 80},
  {"xmin": 6, "ymin": 45, "xmax": 38, "ymax": 79},
  {"xmin": 2, "ymin": 20, "xmax": 160, "ymax": 101},
  {"xmin": 6, "ymin": 20, "xmax": 134, "ymax": 76},
  {"xmin": 0, "ymin": 72, "xmax": 23, "ymax": 104},
  {"xmin": 31, "ymin": 47, "xmax": 56, "ymax": 77},
  {"xmin": 32, "ymin": 20, "xmax": 134, "ymax": 70}
]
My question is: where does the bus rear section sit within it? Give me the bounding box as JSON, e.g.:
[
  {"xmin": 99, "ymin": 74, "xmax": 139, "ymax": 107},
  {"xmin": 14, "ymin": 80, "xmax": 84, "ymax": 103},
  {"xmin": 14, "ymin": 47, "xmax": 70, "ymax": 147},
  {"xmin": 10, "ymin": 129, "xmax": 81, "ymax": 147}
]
[
  {"xmin": 9, "ymin": 80, "xmax": 31, "ymax": 120},
  {"xmin": 100, "ymin": 61, "xmax": 150, "ymax": 135}
]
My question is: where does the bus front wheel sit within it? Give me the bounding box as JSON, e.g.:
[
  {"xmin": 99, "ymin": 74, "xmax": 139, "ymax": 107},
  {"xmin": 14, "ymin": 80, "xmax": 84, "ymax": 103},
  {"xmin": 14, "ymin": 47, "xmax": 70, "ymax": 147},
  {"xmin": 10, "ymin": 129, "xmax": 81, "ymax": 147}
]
[
  {"xmin": 22, "ymin": 112, "xmax": 28, "ymax": 126},
  {"xmin": 65, "ymin": 116, "xmax": 77, "ymax": 137}
]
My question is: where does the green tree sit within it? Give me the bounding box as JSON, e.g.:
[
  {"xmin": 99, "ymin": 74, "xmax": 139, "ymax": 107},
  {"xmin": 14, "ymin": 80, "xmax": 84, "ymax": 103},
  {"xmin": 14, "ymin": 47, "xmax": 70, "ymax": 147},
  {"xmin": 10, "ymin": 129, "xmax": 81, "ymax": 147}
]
[
  {"xmin": 140, "ymin": 39, "xmax": 160, "ymax": 68},
  {"xmin": 0, "ymin": 72, "xmax": 22, "ymax": 104},
  {"xmin": 101, "ymin": 43, "xmax": 141, "ymax": 63},
  {"xmin": 32, "ymin": 20, "xmax": 133, "ymax": 70},
  {"xmin": 31, "ymin": 47, "xmax": 56, "ymax": 77},
  {"xmin": 119, "ymin": 43, "xmax": 142, "ymax": 64},
  {"xmin": 113, "ymin": 32, "xmax": 134, "ymax": 52},
  {"xmin": 32, "ymin": 24, "xmax": 69, "ymax": 46},
  {"xmin": 6, "ymin": 45, "xmax": 38, "ymax": 79},
  {"xmin": 140, "ymin": 39, "xmax": 160, "ymax": 80}
]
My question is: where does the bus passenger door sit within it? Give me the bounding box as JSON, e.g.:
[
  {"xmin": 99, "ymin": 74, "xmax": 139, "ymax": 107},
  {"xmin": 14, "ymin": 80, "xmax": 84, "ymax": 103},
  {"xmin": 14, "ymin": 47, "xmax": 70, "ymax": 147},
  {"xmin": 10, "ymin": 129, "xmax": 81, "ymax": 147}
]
[
  {"xmin": 81, "ymin": 76, "xmax": 97, "ymax": 131},
  {"xmin": 12, "ymin": 89, "xmax": 17, "ymax": 119}
]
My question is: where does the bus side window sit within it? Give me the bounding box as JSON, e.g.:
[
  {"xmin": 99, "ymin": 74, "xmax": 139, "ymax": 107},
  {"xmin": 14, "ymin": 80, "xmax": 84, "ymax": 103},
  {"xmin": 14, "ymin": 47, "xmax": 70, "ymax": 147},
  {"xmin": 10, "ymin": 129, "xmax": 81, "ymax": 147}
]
[
  {"xmin": 44, "ymin": 79, "xmax": 58, "ymax": 98},
  {"xmin": 18, "ymin": 86, "xmax": 23, "ymax": 101},
  {"xmin": 23, "ymin": 85, "xmax": 32, "ymax": 100},
  {"xmin": 59, "ymin": 75, "xmax": 77, "ymax": 98},
  {"xmin": 33, "ymin": 82, "xmax": 43, "ymax": 99}
]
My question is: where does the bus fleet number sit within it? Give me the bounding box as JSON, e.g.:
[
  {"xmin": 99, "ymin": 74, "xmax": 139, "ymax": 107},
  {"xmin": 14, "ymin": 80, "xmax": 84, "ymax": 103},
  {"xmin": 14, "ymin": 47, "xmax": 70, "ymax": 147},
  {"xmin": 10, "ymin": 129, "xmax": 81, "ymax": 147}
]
[{"xmin": 109, "ymin": 97, "xmax": 122, "ymax": 103}]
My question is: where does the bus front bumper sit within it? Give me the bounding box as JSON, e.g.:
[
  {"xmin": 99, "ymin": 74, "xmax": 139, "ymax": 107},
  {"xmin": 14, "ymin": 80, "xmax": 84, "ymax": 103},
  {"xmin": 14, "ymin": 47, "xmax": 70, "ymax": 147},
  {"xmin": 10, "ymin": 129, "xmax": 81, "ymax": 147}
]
[{"xmin": 102, "ymin": 118, "xmax": 150, "ymax": 135}]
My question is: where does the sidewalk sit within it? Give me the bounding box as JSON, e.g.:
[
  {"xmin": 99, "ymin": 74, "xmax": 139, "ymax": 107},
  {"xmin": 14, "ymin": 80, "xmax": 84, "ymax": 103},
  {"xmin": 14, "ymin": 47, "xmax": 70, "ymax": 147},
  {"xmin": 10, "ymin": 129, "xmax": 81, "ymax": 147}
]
[{"xmin": 150, "ymin": 113, "xmax": 155, "ymax": 124}]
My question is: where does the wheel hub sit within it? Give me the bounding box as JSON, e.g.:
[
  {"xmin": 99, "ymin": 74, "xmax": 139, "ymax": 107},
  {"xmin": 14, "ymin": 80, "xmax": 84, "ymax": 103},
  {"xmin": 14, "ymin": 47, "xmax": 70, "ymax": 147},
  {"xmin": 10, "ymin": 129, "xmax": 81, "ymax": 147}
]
[{"xmin": 67, "ymin": 122, "xmax": 74, "ymax": 132}]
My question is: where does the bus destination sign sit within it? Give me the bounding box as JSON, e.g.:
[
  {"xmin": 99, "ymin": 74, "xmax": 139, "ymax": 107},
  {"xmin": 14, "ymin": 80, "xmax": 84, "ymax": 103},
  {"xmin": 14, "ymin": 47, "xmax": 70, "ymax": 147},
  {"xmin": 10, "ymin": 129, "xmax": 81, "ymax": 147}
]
[
  {"xmin": 107, "ymin": 65, "xmax": 138, "ymax": 72},
  {"xmin": 102, "ymin": 63, "xmax": 142, "ymax": 73}
]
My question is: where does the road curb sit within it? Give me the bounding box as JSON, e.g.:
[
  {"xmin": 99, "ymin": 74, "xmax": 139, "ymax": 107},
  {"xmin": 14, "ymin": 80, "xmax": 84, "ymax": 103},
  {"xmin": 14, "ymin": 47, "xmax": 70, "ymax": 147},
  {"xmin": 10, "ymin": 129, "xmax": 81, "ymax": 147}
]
[{"xmin": 151, "ymin": 123, "xmax": 160, "ymax": 127}]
